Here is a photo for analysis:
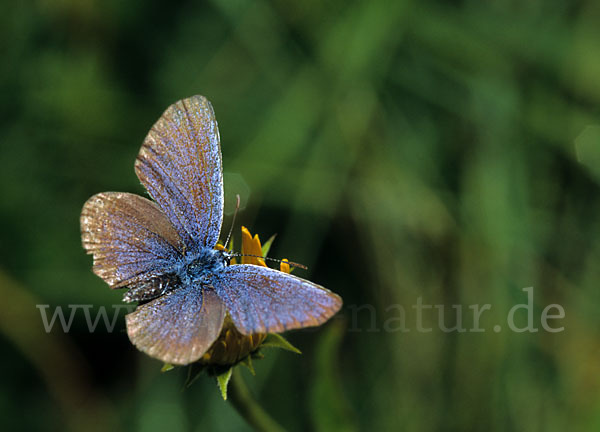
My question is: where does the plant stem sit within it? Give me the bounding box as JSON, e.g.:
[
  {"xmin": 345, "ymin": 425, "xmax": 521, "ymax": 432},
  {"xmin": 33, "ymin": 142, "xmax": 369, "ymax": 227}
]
[{"xmin": 228, "ymin": 368, "xmax": 286, "ymax": 432}]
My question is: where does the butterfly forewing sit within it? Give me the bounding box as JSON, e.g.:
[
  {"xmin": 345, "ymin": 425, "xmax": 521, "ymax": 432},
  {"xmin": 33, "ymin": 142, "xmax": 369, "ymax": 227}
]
[
  {"xmin": 80, "ymin": 192, "xmax": 183, "ymax": 288},
  {"xmin": 126, "ymin": 287, "xmax": 225, "ymax": 365},
  {"xmin": 212, "ymin": 264, "xmax": 343, "ymax": 335},
  {"xmin": 135, "ymin": 95, "xmax": 224, "ymax": 252}
]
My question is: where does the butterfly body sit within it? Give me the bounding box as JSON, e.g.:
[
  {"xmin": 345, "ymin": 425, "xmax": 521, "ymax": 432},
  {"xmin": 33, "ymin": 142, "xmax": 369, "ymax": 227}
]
[
  {"xmin": 123, "ymin": 247, "xmax": 230, "ymax": 306},
  {"xmin": 81, "ymin": 95, "xmax": 342, "ymax": 365},
  {"xmin": 179, "ymin": 247, "xmax": 230, "ymax": 285}
]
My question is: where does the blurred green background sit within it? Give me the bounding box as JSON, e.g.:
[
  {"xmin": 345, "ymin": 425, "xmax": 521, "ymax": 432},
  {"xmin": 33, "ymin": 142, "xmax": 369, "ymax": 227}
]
[{"xmin": 2, "ymin": 0, "xmax": 600, "ymax": 431}]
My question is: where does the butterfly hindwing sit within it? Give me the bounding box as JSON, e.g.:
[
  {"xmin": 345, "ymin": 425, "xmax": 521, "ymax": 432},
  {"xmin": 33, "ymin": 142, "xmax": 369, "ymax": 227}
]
[
  {"xmin": 135, "ymin": 95, "xmax": 224, "ymax": 252},
  {"xmin": 80, "ymin": 192, "xmax": 183, "ymax": 288},
  {"xmin": 212, "ymin": 264, "xmax": 343, "ymax": 335},
  {"xmin": 126, "ymin": 286, "xmax": 225, "ymax": 365}
]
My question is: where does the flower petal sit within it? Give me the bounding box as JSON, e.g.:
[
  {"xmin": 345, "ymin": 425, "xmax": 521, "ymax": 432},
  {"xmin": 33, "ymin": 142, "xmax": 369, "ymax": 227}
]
[{"xmin": 241, "ymin": 226, "xmax": 266, "ymax": 266}]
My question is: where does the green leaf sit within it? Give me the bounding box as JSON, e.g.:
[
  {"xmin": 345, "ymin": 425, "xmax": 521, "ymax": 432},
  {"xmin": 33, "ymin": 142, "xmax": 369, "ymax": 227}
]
[
  {"xmin": 261, "ymin": 233, "xmax": 277, "ymax": 257},
  {"xmin": 261, "ymin": 333, "xmax": 301, "ymax": 354},
  {"xmin": 310, "ymin": 320, "xmax": 357, "ymax": 432},
  {"xmin": 161, "ymin": 363, "xmax": 174, "ymax": 372},
  {"xmin": 216, "ymin": 367, "xmax": 233, "ymax": 400}
]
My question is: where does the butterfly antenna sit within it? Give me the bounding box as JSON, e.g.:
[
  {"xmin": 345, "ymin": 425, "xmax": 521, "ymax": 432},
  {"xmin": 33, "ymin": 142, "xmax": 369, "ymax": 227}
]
[
  {"xmin": 230, "ymin": 253, "xmax": 308, "ymax": 270},
  {"xmin": 224, "ymin": 194, "xmax": 240, "ymax": 250}
]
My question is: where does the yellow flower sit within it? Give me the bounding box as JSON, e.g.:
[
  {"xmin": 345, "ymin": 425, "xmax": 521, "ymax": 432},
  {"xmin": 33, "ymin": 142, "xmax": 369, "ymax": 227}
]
[
  {"xmin": 198, "ymin": 315, "xmax": 266, "ymax": 366},
  {"xmin": 200, "ymin": 226, "xmax": 290, "ymax": 366}
]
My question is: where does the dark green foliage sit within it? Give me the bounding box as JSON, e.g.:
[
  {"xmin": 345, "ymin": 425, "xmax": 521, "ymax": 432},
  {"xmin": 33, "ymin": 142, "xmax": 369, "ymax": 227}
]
[{"xmin": 1, "ymin": 0, "xmax": 600, "ymax": 431}]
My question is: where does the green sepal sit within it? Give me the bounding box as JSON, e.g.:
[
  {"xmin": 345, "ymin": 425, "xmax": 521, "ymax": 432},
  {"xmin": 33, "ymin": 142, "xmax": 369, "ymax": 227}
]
[
  {"xmin": 239, "ymin": 355, "xmax": 256, "ymax": 375},
  {"xmin": 185, "ymin": 363, "xmax": 206, "ymax": 388},
  {"xmin": 261, "ymin": 234, "xmax": 277, "ymax": 257},
  {"xmin": 251, "ymin": 351, "xmax": 265, "ymax": 360},
  {"xmin": 216, "ymin": 367, "xmax": 233, "ymax": 400},
  {"xmin": 261, "ymin": 333, "xmax": 301, "ymax": 354},
  {"xmin": 161, "ymin": 363, "xmax": 175, "ymax": 372}
]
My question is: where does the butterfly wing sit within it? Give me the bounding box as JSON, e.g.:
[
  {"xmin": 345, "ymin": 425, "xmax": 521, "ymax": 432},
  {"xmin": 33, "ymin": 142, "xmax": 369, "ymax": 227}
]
[
  {"xmin": 81, "ymin": 192, "xmax": 183, "ymax": 288},
  {"xmin": 135, "ymin": 95, "xmax": 224, "ymax": 252},
  {"xmin": 212, "ymin": 265, "xmax": 343, "ymax": 335},
  {"xmin": 126, "ymin": 286, "xmax": 225, "ymax": 365}
]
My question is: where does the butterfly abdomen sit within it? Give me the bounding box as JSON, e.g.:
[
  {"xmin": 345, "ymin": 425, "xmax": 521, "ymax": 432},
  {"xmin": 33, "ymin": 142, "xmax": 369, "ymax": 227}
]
[{"xmin": 123, "ymin": 273, "xmax": 181, "ymax": 303}]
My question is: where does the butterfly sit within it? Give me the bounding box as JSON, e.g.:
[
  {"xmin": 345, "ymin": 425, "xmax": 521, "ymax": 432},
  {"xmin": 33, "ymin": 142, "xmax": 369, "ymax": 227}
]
[{"xmin": 80, "ymin": 96, "xmax": 343, "ymax": 365}]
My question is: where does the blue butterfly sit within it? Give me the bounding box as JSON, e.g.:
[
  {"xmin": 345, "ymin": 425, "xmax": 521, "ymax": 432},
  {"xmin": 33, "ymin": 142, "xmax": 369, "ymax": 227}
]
[{"xmin": 81, "ymin": 96, "xmax": 342, "ymax": 365}]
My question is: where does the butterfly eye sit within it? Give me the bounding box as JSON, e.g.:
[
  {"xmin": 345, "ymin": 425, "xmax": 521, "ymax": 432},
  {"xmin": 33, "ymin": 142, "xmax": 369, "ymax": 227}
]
[{"xmin": 220, "ymin": 250, "xmax": 232, "ymax": 265}]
